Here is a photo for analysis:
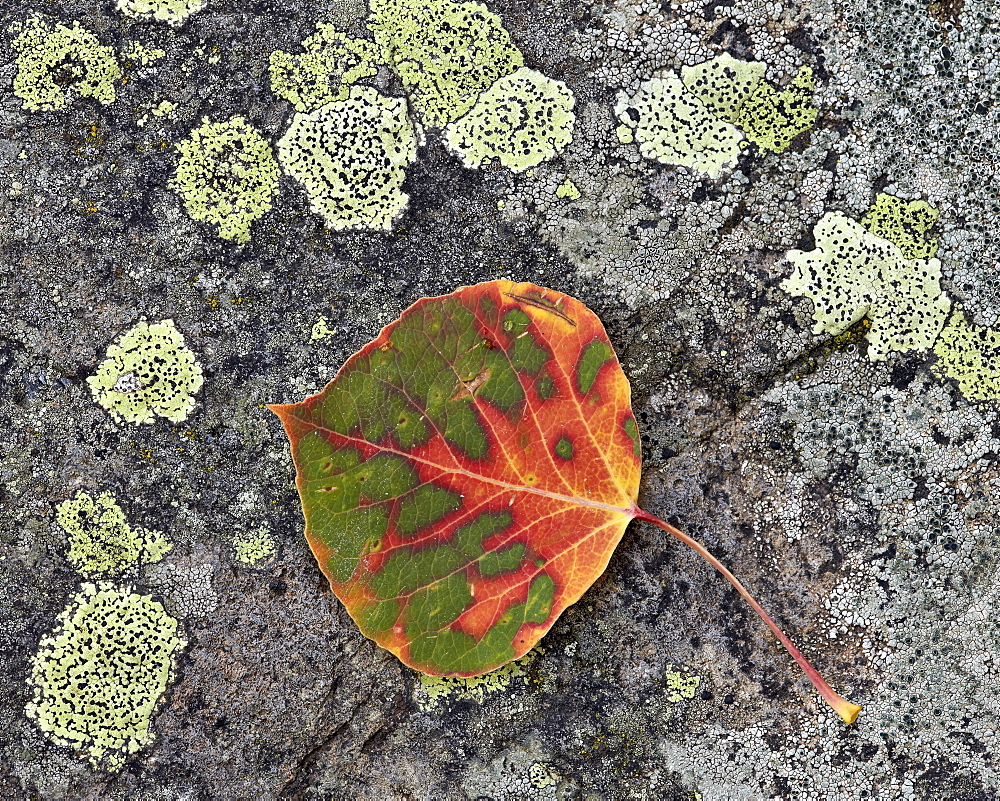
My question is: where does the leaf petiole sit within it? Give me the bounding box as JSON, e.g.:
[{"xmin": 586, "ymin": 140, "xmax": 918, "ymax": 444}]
[{"xmin": 634, "ymin": 508, "xmax": 862, "ymax": 724}]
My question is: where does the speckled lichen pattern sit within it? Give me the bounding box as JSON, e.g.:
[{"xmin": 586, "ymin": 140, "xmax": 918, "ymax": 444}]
[
  {"xmin": 11, "ymin": 15, "xmax": 120, "ymax": 112},
  {"xmin": 232, "ymin": 526, "xmax": 276, "ymax": 567},
  {"xmin": 277, "ymin": 85, "xmax": 418, "ymax": 230},
  {"xmin": 932, "ymin": 307, "xmax": 1000, "ymax": 402},
  {"xmin": 736, "ymin": 66, "xmax": 818, "ymax": 154},
  {"xmin": 681, "ymin": 54, "xmax": 766, "ymax": 125},
  {"xmin": 615, "ymin": 74, "xmax": 743, "ymax": 178},
  {"xmin": 268, "ymin": 23, "xmax": 381, "ymax": 112},
  {"xmin": 444, "ymin": 68, "xmax": 575, "ymax": 172},
  {"xmin": 367, "ymin": 0, "xmax": 523, "ymax": 128},
  {"xmin": 861, "ymin": 193, "xmax": 940, "ymax": 260},
  {"xmin": 783, "ymin": 211, "xmax": 951, "ymax": 360},
  {"xmin": 26, "ymin": 583, "xmax": 185, "ymax": 769},
  {"xmin": 87, "ymin": 319, "xmax": 203, "ymax": 424},
  {"xmin": 170, "ymin": 116, "xmax": 280, "ymax": 244},
  {"xmin": 115, "ymin": 0, "xmax": 206, "ymax": 26},
  {"xmin": 56, "ymin": 491, "xmax": 171, "ymax": 578}
]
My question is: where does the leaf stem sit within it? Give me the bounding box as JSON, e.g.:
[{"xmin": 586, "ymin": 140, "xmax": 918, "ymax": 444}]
[{"xmin": 635, "ymin": 508, "xmax": 862, "ymax": 724}]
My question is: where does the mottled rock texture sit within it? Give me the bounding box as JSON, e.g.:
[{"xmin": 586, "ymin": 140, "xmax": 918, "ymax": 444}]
[{"xmin": 3, "ymin": 0, "xmax": 1000, "ymax": 798}]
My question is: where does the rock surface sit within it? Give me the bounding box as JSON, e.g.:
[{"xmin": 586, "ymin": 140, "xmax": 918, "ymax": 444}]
[{"xmin": 3, "ymin": 0, "xmax": 1000, "ymax": 797}]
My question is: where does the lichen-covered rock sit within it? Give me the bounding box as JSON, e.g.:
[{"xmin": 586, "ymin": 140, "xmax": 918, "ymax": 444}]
[
  {"xmin": 5, "ymin": 0, "xmax": 1000, "ymax": 796},
  {"xmin": 444, "ymin": 68, "xmax": 575, "ymax": 172},
  {"xmin": 10, "ymin": 15, "xmax": 120, "ymax": 112},
  {"xmin": 26, "ymin": 583, "xmax": 185, "ymax": 770},
  {"xmin": 86, "ymin": 319, "xmax": 203, "ymax": 424},
  {"xmin": 277, "ymin": 85, "xmax": 418, "ymax": 230},
  {"xmin": 170, "ymin": 117, "xmax": 281, "ymax": 244}
]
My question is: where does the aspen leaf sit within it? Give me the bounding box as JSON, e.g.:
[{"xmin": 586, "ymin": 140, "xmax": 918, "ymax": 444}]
[{"xmin": 270, "ymin": 280, "xmax": 861, "ymax": 723}]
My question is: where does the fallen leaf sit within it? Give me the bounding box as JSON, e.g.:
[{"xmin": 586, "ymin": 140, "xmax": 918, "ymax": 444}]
[{"xmin": 270, "ymin": 280, "xmax": 861, "ymax": 723}]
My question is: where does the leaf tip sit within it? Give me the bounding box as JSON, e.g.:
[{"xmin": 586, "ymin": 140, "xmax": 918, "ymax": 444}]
[{"xmin": 265, "ymin": 402, "xmax": 291, "ymax": 419}]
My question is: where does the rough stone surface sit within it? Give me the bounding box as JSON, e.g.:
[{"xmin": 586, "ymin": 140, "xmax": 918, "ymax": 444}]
[{"xmin": 3, "ymin": 0, "xmax": 1000, "ymax": 797}]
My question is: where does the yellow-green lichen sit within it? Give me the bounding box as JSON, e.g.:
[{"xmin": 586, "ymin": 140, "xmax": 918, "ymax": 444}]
[
  {"xmin": 681, "ymin": 53, "xmax": 766, "ymax": 125},
  {"xmin": 170, "ymin": 116, "xmax": 280, "ymax": 243},
  {"xmin": 415, "ymin": 649, "xmax": 536, "ymax": 711},
  {"xmin": 121, "ymin": 41, "xmax": 166, "ymax": 66},
  {"xmin": 663, "ymin": 663, "xmax": 701, "ymax": 702},
  {"xmin": 232, "ymin": 526, "xmax": 276, "ymax": 567},
  {"xmin": 556, "ymin": 178, "xmax": 581, "ymax": 200},
  {"xmin": 737, "ymin": 66, "xmax": 818, "ymax": 154},
  {"xmin": 615, "ymin": 75, "xmax": 743, "ymax": 178},
  {"xmin": 861, "ymin": 193, "xmax": 939, "ymax": 260},
  {"xmin": 115, "ymin": 0, "xmax": 207, "ymax": 26},
  {"xmin": 57, "ymin": 491, "xmax": 171, "ymax": 578},
  {"xmin": 87, "ymin": 319, "xmax": 204, "ymax": 424},
  {"xmin": 269, "ymin": 23, "xmax": 381, "ymax": 112},
  {"xmin": 444, "ymin": 68, "xmax": 575, "ymax": 172},
  {"xmin": 932, "ymin": 307, "xmax": 1000, "ymax": 402},
  {"xmin": 26, "ymin": 582, "xmax": 185, "ymax": 769},
  {"xmin": 152, "ymin": 99, "xmax": 177, "ymax": 117},
  {"xmin": 310, "ymin": 314, "xmax": 336, "ymax": 341},
  {"xmin": 783, "ymin": 212, "xmax": 951, "ymax": 361},
  {"xmin": 277, "ymin": 85, "xmax": 418, "ymax": 230},
  {"xmin": 11, "ymin": 15, "xmax": 120, "ymax": 112},
  {"xmin": 367, "ymin": 0, "xmax": 523, "ymax": 127}
]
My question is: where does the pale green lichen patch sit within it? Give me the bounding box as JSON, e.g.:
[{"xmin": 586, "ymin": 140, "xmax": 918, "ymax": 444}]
[
  {"xmin": 556, "ymin": 178, "xmax": 581, "ymax": 200},
  {"xmin": 87, "ymin": 319, "xmax": 203, "ymax": 424},
  {"xmin": 663, "ymin": 663, "xmax": 701, "ymax": 702},
  {"xmin": 310, "ymin": 314, "xmax": 336, "ymax": 341},
  {"xmin": 414, "ymin": 649, "xmax": 537, "ymax": 711},
  {"xmin": 681, "ymin": 53, "xmax": 766, "ymax": 125},
  {"xmin": 26, "ymin": 582, "xmax": 185, "ymax": 770},
  {"xmin": 115, "ymin": 0, "xmax": 207, "ymax": 26},
  {"xmin": 11, "ymin": 15, "xmax": 120, "ymax": 112},
  {"xmin": 121, "ymin": 41, "xmax": 165, "ymax": 66},
  {"xmin": 783, "ymin": 211, "xmax": 950, "ymax": 361},
  {"xmin": 277, "ymin": 85, "xmax": 418, "ymax": 230},
  {"xmin": 170, "ymin": 116, "xmax": 280, "ymax": 244},
  {"xmin": 615, "ymin": 75, "xmax": 743, "ymax": 179},
  {"xmin": 232, "ymin": 526, "xmax": 276, "ymax": 567},
  {"xmin": 862, "ymin": 193, "xmax": 939, "ymax": 260},
  {"xmin": 737, "ymin": 66, "xmax": 818, "ymax": 154},
  {"xmin": 57, "ymin": 491, "xmax": 171, "ymax": 578},
  {"xmin": 269, "ymin": 23, "xmax": 381, "ymax": 112},
  {"xmin": 444, "ymin": 68, "xmax": 575, "ymax": 172},
  {"xmin": 367, "ymin": 0, "xmax": 523, "ymax": 127},
  {"xmin": 932, "ymin": 307, "xmax": 1000, "ymax": 402}
]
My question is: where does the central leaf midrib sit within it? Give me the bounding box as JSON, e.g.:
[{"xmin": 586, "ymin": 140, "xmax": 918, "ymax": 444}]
[{"xmin": 296, "ymin": 417, "xmax": 637, "ymax": 518}]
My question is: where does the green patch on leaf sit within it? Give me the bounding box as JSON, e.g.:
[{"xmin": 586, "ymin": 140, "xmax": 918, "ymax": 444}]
[
  {"xmin": 554, "ymin": 437, "xmax": 574, "ymax": 460},
  {"xmin": 405, "ymin": 571, "xmax": 473, "ymax": 635},
  {"xmin": 623, "ymin": 417, "xmax": 641, "ymax": 459},
  {"xmin": 408, "ymin": 571, "xmax": 555, "ymax": 674},
  {"xmin": 397, "ymin": 485, "xmax": 462, "ymax": 536},
  {"xmin": 503, "ymin": 309, "xmax": 550, "ymax": 375},
  {"xmin": 479, "ymin": 543, "xmax": 526, "ymax": 577},
  {"xmin": 452, "ymin": 511, "xmax": 514, "ymax": 558},
  {"xmin": 576, "ymin": 340, "xmax": 612, "ymax": 395}
]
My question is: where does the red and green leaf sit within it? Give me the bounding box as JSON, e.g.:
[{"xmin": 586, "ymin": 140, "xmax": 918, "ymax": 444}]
[
  {"xmin": 271, "ymin": 281, "xmax": 639, "ymax": 676},
  {"xmin": 271, "ymin": 280, "xmax": 862, "ymax": 723}
]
